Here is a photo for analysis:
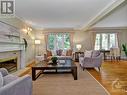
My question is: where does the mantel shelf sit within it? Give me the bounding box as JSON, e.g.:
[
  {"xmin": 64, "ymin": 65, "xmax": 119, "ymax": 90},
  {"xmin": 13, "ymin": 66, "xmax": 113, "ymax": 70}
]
[
  {"xmin": 0, "ymin": 41, "xmax": 24, "ymax": 45},
  {"xmin": 4, "ymin": 34, "xmax": 20, "ymax": 38}
]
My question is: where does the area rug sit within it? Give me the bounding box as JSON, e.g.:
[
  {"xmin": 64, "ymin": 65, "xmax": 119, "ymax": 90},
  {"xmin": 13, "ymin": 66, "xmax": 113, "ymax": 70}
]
[{"xmin": 32, "ymin": 64, "xmax": 109, "ymax": 95}]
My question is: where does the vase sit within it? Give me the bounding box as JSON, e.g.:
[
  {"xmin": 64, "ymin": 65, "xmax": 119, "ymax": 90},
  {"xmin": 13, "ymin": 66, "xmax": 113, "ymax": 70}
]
[{"xmin": 52, "ymin": 60, "xmax": 57, "ymax": 65}]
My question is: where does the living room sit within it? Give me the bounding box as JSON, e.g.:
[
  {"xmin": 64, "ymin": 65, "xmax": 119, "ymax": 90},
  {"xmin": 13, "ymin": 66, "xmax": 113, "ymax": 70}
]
[{"xmin": 0, "ymin": 0, "xmax": 127, "ymax": 95}]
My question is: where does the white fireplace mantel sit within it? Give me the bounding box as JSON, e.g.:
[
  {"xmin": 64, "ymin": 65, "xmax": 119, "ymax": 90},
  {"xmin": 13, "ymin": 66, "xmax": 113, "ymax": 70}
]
[
  {"xmin": 0, "ymin": 42, "xmax": 25, "ymax": 53},
  {"xmin": 0, "ymin": 42, "xmax": 26, "ymax": 69}
]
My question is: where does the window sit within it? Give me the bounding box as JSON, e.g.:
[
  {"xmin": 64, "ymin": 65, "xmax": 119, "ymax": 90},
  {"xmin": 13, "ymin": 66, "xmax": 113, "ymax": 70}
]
[
  {"xmin": 48, "ymin": 33, "xmax": 71, "ymax": 50},
  {"xmin": 94, "ymin": 33, "xmax": 118, "ymax": 50}
]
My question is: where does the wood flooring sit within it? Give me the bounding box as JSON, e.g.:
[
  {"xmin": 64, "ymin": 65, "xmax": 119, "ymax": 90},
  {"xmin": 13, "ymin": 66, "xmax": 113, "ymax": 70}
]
[
  {"xmin": 22, "ymin": 60, "xmax": 127, "ymax": 95},
  {"xmin": 87, "ymin": 60, "xmax": 127, "ymax": 95}
]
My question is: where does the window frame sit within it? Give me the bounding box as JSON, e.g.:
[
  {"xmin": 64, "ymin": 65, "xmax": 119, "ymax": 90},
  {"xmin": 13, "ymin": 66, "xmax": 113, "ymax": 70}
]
[
  {"xmin": 94, "ymin": 33, "xmax": 118, "ymax": 50},
  {"xmin": 47, "ymin": 33, "xmax": 71, "ymax": 50}
]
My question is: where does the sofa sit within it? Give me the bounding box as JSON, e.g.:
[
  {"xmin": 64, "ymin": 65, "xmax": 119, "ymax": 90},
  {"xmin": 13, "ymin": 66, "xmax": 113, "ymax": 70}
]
[
  {"xmin": 79, "ymin": 50, "xmax": 103, "ymax": 71},
  {"xmin": 44, "ymin": 49, "xmax": 74, "ymax": 61},
  {"xmin": 0, "ymin": 68, "xmax": 32, "ymax": 95}
]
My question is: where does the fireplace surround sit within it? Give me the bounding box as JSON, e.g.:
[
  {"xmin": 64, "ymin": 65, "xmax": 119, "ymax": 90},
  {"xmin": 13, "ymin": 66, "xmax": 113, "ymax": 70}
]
[{"xmin": 0, "ymin": 42, "xmax": 26, "ymax": 72}]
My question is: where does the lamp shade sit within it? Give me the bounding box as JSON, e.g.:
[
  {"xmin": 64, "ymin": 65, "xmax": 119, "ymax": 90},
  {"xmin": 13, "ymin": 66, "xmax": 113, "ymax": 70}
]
[
  {"xmin": 35, "ymin": 40, "xmax": 41, "ymax": 44},
  {"xmin": 76, "ymin": 44, "xmax": 82, "ymax": 51}
]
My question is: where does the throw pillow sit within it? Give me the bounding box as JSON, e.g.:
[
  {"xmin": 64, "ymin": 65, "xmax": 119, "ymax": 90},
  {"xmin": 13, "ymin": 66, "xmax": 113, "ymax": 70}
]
[
  {"xmin": 0, "ymin": 72, "xmax": 3, "ymax": 88},
  {"xmin": 66, "ymin": 49, "xmax": 72, "ymax": 56},
  {"xmin": 47, "ymin": 50, "xmax": 52, "ymax": 57},
  {"xmin": 62, "ymin": 50, "xmax": 66, "ymax": 56},
  {"xmin": 56, "ymin": 49, "xmax": 63, "ymax": 56},
  {"xmin": 52, "ymin": 50, "xmax": 57, "ymax": 56},
  {"xmin": 85, "ymin": 50, "xmax": 92, "ymax": 57}
]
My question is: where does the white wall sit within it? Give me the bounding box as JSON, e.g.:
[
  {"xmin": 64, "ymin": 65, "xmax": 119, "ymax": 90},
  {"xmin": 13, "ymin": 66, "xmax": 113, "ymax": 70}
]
[
  {"xmin": 73, "ymin": 31, "xmax": 94, "ymax": 51},
  {"xmin": 35, "ymin": 30, "xmax": 46, "ymax": 55},
  {"xmin": 94, "ymin": 3, "xmax": 127, "ymax": 27}
]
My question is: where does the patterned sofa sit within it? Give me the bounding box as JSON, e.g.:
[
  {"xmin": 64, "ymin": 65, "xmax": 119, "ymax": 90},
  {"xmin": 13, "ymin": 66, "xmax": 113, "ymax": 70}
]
[{"xmin": 44, "ymin": 49, "xmax": 74, "ymax": 61}]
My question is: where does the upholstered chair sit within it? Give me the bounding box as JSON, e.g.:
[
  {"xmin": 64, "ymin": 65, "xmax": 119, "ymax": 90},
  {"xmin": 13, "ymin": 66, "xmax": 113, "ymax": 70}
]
[
  {"xmin": 79, "ymin": 50, "xmax": 103, "ymax": 71},
  {"xmin": 0, "ymin": 68, "xmax": 32, "ymax": 95},
  {"xmin": 110, "ymin": 48, "xmax": 121, "ymax": 61}
]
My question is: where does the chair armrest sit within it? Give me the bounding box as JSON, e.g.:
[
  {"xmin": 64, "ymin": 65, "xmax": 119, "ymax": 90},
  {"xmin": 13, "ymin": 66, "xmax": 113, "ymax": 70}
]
[
  {"xmin": 0, "ymin": 68, "xmax": 9, "ymax": 77},
  {"xmin": 91, "ymin": 53, "xmax": 103, "ymax": 60},
  {"xmin": 79, "ymin": 54, "xmax": 84, "ymax": 57},
  {"xmin": 0, "ymin": 75, "xmax": 32, "ymax": 95}
]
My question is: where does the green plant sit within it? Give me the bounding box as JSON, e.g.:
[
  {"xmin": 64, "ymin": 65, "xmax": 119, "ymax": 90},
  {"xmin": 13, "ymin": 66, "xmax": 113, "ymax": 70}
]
[
  {"xmin": 122, "ymin": 44, "xmax": 127, "ymax": 56},
  {"xmin": 51, "ymin": 56, "xmax": 58, "ymax": 63}
]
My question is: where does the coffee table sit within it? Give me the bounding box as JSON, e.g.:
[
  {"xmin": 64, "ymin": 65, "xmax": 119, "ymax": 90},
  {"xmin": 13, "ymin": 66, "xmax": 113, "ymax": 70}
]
[{"xmin": 32, "ymin": 59, "xmax": 77, "ymax": 80}]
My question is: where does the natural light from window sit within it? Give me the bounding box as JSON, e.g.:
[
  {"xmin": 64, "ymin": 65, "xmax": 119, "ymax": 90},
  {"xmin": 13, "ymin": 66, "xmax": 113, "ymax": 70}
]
[
  {"xmin": 48, "ymin": 33, "xmax": 71, "ymax": 50},
  {"xmin": 94, "ymin": 33, "xmax": 118, "ymax": 50}
]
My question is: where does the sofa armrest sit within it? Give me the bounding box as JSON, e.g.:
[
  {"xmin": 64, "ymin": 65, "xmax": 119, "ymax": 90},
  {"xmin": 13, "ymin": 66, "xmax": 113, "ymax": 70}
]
[
  {"xmin": 0, "ymin": 75, "xmax": 32, "ymax": 95},
  {"xmin": 0, "ymin": 68, "xmax": 9, "ymax": 77}
]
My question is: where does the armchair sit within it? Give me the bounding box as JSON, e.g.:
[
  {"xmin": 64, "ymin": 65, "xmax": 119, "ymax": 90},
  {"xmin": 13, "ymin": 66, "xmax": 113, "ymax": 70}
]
[
  {"xmin": 79, "ymin": 50, "xmax": 103, "ymax": 71},
  {"xmin": 0, "ymin": 68, "xmax": 32, "ymax": 95}
]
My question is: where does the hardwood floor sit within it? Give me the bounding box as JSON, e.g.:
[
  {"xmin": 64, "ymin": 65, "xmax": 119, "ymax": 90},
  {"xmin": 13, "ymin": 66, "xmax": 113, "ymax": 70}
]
[
  {"xmin": 22, "ymin": 60, "xmax": 127, "ymax": 95},
  {"xmin": 87, "ymin": 60, "xmax": 127, "ymax": 95}
]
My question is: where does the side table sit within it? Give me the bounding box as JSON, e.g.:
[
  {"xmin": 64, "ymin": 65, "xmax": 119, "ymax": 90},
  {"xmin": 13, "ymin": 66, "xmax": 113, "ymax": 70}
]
[{"xmin": 75, "ymin": 52, "xmax": 84, "ymax": 62}]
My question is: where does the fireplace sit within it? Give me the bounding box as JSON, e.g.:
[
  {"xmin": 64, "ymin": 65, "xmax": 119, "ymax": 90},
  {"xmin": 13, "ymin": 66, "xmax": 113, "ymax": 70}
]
[
  {"xmin": 0, "ymin": 57, "xmax": 17, "ymax": 73},
  {"xmin": 0, "ymin": 42, "xmax": 26, "ymax": 73}
]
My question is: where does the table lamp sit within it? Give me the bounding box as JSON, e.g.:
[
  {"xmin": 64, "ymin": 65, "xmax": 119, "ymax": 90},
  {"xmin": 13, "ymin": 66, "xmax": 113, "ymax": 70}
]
[{"xmin": 76, "ymin": 44, "xmax": 82, "ymax": 51}]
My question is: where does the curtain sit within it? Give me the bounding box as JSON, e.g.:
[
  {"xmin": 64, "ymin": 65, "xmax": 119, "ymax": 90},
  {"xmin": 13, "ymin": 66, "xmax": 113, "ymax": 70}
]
[
  {"xmin": 116, "ymin": 32, "xmax": 120, "ymax": 48},
  {"xmin": 70, "ymin": 32, "xmax": 74, "ymax": 50},
  {"xmin": 92, "ymin": 32, "xmax": 96, "ymax": 50},
  {"xmin": 44, "ymin": 34, "xmax": 48, "ymax": 51}
]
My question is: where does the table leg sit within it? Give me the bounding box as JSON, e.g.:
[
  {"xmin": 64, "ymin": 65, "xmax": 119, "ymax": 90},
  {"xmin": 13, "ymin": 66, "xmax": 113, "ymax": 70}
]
[
  {"xmin": 72, "ymin": 67, "xmax": 77, "ymax": 80},
  {"xmin": 32, "ymin": 68, "xmax": 36, "ymax": 81}
]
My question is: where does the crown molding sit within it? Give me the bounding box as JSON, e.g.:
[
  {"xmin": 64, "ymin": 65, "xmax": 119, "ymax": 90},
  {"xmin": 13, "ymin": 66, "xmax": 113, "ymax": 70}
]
[
  {"xmin": 80, "ymin": 0, "xmax": 126, "ymax": 32},
  {"xmin": 88, "ymin": 26, "xmax": 127, "ymax": 31}
]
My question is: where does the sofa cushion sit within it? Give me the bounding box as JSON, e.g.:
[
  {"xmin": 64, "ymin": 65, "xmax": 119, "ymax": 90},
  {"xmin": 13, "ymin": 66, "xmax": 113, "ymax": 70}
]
[
  {"xmin": 0, "ymin": 72, "xmax": 3, "ymax": 88},
  {"xmin": 56, "ymin": 49, "xmax": 63, "ymax": 56},
  {"xmin": 85, "ymin": 50, "xmax": 92, "ymax": 58},
  {"xmin": 3, "ymin": 74, "xmax": 19, "ymax": 85},
  {"xmin": 92, "ymin": 50, "xmax": 100, "ymax": 57}
]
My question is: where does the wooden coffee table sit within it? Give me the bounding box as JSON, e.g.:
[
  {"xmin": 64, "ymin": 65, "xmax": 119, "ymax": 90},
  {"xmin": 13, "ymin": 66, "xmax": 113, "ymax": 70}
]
[{"xmin": 32, "ymin": 59, "xmax": 77, "ymax": 80}]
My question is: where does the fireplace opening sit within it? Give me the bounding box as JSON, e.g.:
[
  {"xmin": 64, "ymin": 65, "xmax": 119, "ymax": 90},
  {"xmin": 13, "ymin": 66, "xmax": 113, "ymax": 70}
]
[{"xmin": 0, "ymin": 58, "xmax": 17, "ymax": 73}]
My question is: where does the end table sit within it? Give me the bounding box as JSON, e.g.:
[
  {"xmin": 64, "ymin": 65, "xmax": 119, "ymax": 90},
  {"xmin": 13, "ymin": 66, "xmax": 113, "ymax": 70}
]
[{"xmin": 75, "ymin": 52, "xmax": 84, "ymax": 62}]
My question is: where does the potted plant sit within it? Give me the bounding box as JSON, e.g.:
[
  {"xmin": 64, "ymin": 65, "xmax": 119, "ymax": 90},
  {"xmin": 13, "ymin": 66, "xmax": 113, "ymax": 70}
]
[
  {"xmin": 51, "ymin": 56, "xmax": 58, "ymax": 65},
  {"xmin": 122, "ymin": 44, "xmax": 127, "ymax": 57}
]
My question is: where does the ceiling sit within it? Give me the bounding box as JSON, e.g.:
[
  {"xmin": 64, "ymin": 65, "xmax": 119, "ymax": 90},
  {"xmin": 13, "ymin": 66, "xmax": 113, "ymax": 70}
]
[{"xmin": 15, "ymin": 0, "xmax": 117, "ymax": 30}]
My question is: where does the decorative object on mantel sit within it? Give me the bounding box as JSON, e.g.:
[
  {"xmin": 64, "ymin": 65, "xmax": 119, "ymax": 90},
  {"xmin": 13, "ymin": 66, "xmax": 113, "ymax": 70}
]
[
  {"xmin": 23, "ymin": 38, "xmax": 28, "ymax": 50},
  {"xmin": 51, "ymin": 56, "xmax": 58, "ymax": 65}
]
